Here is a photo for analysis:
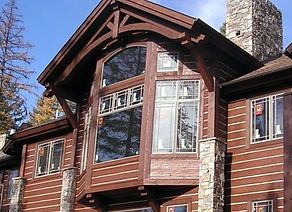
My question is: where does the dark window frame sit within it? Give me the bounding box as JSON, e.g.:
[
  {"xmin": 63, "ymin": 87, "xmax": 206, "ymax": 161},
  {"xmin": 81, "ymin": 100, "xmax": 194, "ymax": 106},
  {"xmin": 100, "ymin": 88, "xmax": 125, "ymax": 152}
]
[
  {"xmin": 94, "ymin": 44, "xmax": 147, "ymax": 164},
  {"xmin": 35, "ymin": 139, "xmax": 64, "ymax": 178}
]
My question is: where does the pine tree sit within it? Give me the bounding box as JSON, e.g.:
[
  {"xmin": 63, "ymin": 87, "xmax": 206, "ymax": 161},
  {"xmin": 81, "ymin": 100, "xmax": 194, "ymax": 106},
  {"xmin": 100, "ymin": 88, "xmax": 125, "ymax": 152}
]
[
  {"xmin": 0, "ymin": 0, "xmax": 34, "ymax": 132},
  {"xmin": 220, "ymin": 22, "xmax": 226, "ymax": 36},
  {"xmin": 28, "ymin": 96, "xmax": 60, "ymax": 126}
]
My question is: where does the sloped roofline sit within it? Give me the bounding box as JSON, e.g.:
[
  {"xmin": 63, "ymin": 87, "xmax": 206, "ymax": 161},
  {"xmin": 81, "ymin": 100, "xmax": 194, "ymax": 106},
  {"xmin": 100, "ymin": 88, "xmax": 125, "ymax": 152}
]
[{"xmin": 38, "ymin": 0, "xmax": 263, "ymax": 86}]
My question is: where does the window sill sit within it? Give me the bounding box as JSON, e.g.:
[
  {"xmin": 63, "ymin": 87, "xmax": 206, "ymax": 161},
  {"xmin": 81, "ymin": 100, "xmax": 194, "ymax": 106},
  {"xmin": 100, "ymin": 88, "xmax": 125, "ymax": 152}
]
[
  {"xmin": 246, "ymin": 137, "xmax": 283, "ymax": 150},
  {"xmin": 151, "ymin": 153, "xmax": 198, "ymax": 159}
]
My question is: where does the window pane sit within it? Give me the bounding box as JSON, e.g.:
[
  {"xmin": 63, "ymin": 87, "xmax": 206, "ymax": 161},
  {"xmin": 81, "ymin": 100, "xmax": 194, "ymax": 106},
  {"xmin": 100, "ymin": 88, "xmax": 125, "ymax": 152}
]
[
  {"xmin": 37, "ymin": 144, "xmax": 50, "ymax": 176},
  {"xmin": 273, "ymin": 95, "xmax": 283, "ymax": 138},
  {"xmin": 157, "ymin": 52, "xmax": 178, "ymax": 72},
  {"xmin": 49, "ymin": 141, "xmax": 63, "ymax": 173},
  {"xmin": 252, "ymin": 98, "xmax": 269, "ymax": 142},
  {"xmin": 177, "ymin": 102, "xmax": 198, "ymax": 152},
  {"xmin": 167, "ymin": 205, "xmax": 187, "ymax": 212},
  {"xmin": 96, "ymin": 106, "xmax": 142, "ymax": 163},
  {"xmin": 102, "ymin": 47, "xmax": 146, "ymax": 86},
  {"xmin": 152, "ymin": 103, "xmax": 176, "ymax": 153},
  {"xmin": 252, "ymin": 200, "xmax": 273, "ymax": 212},
  {"xmin": 178, "ymin": 81, "xmax": 199, "ymax": 100},
  {"xmin": 156, "ymin": 81, "xmax": 177, "ymax": 100}
]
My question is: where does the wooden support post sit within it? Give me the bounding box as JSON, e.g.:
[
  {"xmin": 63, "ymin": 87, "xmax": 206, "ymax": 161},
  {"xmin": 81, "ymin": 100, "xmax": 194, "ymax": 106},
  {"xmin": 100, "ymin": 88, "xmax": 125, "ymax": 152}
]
[
  {"xmin": 55, "ymin": 95, "xmax": 77, "ymax": 129},
  {"xmin": 284, "ymin": 93, "xmax": 292, "ymax": 212},
  {"xmin": 19, "ymin": 144, "xmax": 27, "ymax": 178}
]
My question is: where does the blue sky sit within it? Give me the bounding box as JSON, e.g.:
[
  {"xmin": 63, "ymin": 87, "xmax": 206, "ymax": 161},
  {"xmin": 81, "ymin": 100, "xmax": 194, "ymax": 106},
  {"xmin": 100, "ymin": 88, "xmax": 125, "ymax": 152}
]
[{"xmin": 1, "ymin": 0, "xmax": 291, "ymax": 110}]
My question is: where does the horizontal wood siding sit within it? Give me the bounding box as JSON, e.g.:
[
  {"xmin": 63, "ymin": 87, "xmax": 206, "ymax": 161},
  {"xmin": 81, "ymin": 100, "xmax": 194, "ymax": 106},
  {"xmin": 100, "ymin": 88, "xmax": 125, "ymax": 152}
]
[
  {"xmin": 91, "ymin": 156, "xmax": 139, "ymax": 192},
  {"xmin": 22, "ymin": 132, "xmax": 73, "ymax": 211},
  {"xmin": 225, "ymin": 99, "xmax": 284, "ymax": 212},
  {"xmin": 218, "ymin": 97, "xmax": 227, "ymax": 141}
]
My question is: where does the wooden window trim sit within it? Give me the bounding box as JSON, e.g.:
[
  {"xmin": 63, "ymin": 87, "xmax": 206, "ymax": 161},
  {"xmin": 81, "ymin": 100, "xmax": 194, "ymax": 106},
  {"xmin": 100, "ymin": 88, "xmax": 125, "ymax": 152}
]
[
  {"xmin": 246, "ymin": 90, "xmax": 286, "ymax": 150},
  {"xmin": 152, "ymin": 80, "xmax": 200, "ymax": 154},
  {"xmin": 247, "ymin": 196, "xmax": 277, "ymax": 212},
  {"xmin": 34, "ymin": 138, "xmax": 64, "ymax": 179},
  {"xmin": 93, "ymin": 43, "xmax": 147, "ymax": 166}
]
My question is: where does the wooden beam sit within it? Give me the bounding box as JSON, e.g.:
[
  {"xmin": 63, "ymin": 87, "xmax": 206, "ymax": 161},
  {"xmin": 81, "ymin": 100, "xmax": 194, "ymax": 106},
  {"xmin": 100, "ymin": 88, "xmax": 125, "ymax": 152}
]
[
  {"xmin": 190, "ymin": 48, "xmax": 214, "ymax": 92},
  {"xmin": 55, "ymin": 95, "xmax": 77, "ymax": 129},
  {"xmin": 19, "ymin": 144, "xmax": 27, "ymax": 177},
  {"xmin": 113, "ymin": 10, "xmax": 120, "ymax": 38},
  {"xmin": 120, "ymin": 14, "xmax": 130, "ymax": 28},
  {"xmin": 284, "ymin": 92, "xmax": 292, "ymax": 212}
]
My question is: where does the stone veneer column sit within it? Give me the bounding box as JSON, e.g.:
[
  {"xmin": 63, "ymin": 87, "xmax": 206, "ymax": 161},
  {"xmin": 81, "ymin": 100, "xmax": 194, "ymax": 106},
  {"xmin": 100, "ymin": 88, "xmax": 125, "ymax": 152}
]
[
  {"xmin": 9, "ymin": 177, "xmax": 26, "ymax": 212},
  {"xmin": 198, "ymin": 138, "xmax": 226, "ymax": 212},
  {"xmin": 60, "ymin": 167, "xmax": 78, "ymax": 212}
]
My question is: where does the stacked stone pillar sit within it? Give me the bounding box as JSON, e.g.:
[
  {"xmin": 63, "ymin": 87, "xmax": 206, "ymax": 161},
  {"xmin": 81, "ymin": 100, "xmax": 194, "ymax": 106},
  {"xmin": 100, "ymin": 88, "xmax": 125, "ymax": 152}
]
[
  {"xmin": 9, "ymin": 177, "xmax": 25, "ymax": 212},
  {"xmin": 198, "ymin": 138, "xmax": 226, "ymax": 212},
  {"xmin": 60, "ymin": 167, "xmax": 78, "ymax": 212}
]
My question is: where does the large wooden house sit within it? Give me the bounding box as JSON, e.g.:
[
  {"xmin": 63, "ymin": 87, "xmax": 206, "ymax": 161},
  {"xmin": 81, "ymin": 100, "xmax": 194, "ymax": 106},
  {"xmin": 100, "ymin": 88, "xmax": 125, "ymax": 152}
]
[{"xmin": 0, "ymin": 0, "xmax": 292, "ymax": 211}]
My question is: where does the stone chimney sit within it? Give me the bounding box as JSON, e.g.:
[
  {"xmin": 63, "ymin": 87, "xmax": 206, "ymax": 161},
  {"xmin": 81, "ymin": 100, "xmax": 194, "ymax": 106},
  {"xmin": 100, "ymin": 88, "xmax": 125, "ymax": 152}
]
[{"xmin": 226, "ymin": 0, "xmax": 283, "ymax": 62}]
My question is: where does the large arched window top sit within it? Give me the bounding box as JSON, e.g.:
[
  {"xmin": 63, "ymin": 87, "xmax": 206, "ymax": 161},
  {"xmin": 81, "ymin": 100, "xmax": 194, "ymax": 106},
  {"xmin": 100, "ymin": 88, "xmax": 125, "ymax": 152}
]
[{"xmin": 102, "ymin": 46, "xmax": 147, "ymax": 87}]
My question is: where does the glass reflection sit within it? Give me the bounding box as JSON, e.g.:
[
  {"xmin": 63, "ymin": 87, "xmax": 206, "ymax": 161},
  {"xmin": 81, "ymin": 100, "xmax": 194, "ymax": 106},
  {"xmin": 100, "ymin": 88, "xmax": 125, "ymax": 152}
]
[
  {"xmin": 96, "ymin": 106, "xmax": 142, "ymax": 163},
  {"xmin": 103, "ymin": 47, "xmax": 146, "ymax": 86}
]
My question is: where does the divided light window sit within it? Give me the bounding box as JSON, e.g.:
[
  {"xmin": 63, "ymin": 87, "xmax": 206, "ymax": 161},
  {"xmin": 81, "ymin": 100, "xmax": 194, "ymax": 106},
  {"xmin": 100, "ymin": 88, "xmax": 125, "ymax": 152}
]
[
  {"xmin": 95, "ymin": 85, "xmax": 143, "ymax": 163},
  {"xmin": 95, "ymin": 46, "xmax": 147, "ymax": 163},
  {"xmin": 157, "ymin": 52, "xmax": 179, "ymax": 72},
  {"xmin": 252, "ymin": 200, "xmax": 273, "ymax": 212},
  {"xmin": 152, "ymin": 80, "xmax": 200, "ymax": 153},
  {"xmin": 36, "ymin": 140, "xmax": 64, "ymax": 177},
  {"xmin": 102, "ymin": 46, "xmax": 146, "ymax": 87},
  {"xmin": 251, "ymin": 94, "xmax": 283, "ymax": 143}
]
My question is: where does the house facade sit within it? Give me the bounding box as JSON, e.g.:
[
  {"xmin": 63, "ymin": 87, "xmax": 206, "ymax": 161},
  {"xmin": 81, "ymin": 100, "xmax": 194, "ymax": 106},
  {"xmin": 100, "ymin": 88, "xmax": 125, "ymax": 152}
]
[{"xmin": 0, "ymin": 0, "xmax": 292, "ymax": 211}]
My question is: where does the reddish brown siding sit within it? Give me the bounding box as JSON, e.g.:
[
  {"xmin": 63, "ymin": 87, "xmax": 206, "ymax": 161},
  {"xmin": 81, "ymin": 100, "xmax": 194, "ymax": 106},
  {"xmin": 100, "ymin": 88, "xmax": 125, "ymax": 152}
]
[{"xmin": 225, "ymin": 99, "xmax": 284, "ymax": 212}]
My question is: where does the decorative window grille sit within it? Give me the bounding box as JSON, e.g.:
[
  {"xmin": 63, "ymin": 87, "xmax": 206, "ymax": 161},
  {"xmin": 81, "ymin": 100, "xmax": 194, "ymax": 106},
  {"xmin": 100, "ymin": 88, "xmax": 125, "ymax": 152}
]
[
  {"xmin": 36, "ymin": 140, "xmax": 64, "ymax": 177},
  {"xmin": 157, "ymin": 52, "xmax": 179, "ymax": 72},
  {"xmin": 252, "ymin": 200, "xmax": 273, "ymax": 212},
  {"xmin": 99, "ymin": 85, "xmax": 144, "ymax": 116},
  {"xmin": 251, "ymin": 94, "xmax": 283, "ymax": 143},
  {"xmin": 152, "ymin": 80, "xmax": 200, "ymax": 153}
]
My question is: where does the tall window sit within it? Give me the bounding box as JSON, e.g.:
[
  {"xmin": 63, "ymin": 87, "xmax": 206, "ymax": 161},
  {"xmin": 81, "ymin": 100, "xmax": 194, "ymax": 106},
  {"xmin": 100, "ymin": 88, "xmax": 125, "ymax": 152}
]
[
  {"xmin": 81, "ymin": 107, "xmax": 92, "ymax": 172},
  {"xmin": 252, "ymin": 200, "xmax": 273, "ymax": 212},
  {"xmin": 36, "ymin": 140, "xmax": 64, "ymax": 177},
  {"xmin": 152, "ymin": 80, "xmax": 200, "ymax": 153},
  {"xmin": 95, "ymin": 46, "xmax": 146, "ymax": 163},
  {"xmin": 251, "ymin": 94, "xmax": 283, "ymax": 143}
]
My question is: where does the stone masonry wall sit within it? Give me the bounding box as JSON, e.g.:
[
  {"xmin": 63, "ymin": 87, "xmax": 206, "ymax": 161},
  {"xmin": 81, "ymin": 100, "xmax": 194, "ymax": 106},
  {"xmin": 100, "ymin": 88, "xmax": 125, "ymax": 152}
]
[
  {"xmin": 60, "ymin": 167, "xmax": 77, "ymax": 212},
  {"xmin": 198, "ymin": 138, "xmax": 226, "ymax": 212},
  {"xmin": 9, "ymin": 177, "xmax": 25, "ymax": 212},
  {"xmin": 226, "ymin": 0, "xmax": 282, "ymax": 62}
]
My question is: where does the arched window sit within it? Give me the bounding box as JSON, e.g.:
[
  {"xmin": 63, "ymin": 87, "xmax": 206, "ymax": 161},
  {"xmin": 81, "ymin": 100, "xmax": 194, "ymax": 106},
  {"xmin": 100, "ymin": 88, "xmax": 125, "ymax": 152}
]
[
  {"xmin": 102, "ymin": 46, "xmax": 146, "ymax": 87},
  {"xmin": 95, "ymin": 46, "xmax": 146, "ymax": 163}
]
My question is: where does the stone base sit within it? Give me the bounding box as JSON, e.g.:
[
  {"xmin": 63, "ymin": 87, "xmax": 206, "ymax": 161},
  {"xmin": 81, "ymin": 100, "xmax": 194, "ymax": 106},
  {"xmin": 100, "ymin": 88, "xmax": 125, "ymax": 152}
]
[
  {"xmin": 198, "ymin": 138, "xmax": 226, "ymax": 212},
  {"xmin": 9, "ymin": 177, "xmax": 26, "ymax": 212},
  {"xmin": 60, "ymin": 167, "xmax": 78, "ymax": 212}
]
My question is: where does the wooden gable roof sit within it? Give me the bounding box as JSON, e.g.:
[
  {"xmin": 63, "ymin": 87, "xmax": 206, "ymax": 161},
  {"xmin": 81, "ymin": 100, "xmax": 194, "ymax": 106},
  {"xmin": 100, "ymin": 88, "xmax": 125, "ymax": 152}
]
[{"xmin": 37, "ymin": 0, "xmax": 262, "ymax": 101}]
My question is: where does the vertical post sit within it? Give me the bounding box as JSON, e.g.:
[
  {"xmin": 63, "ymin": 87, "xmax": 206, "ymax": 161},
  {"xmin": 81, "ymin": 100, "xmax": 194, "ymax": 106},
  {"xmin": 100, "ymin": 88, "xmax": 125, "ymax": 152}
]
[
  {"xmin": 9, "ymin": 177, "xmax": 25, "ymax": 212},
  {"xmin": 60, "ymin": 167, "xmax": 78, "ymax": 212},
  {"xmin": 198, "ymin": 138, "xmax": 226, "ymax": 212},
  {"xmin": 284, "ymin": 93, "xmax": 292, "ymax": 212}
]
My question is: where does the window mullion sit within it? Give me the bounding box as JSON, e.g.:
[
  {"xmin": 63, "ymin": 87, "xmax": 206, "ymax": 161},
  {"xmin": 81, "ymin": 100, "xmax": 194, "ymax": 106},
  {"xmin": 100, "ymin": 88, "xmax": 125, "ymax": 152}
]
[
  {"xmin": 269, "ymin": 96, "xmax": 273, "ymax": 140},
  {"xmin": 47, "ymin": 142, "xmax": 53, "ymax": 174}
]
